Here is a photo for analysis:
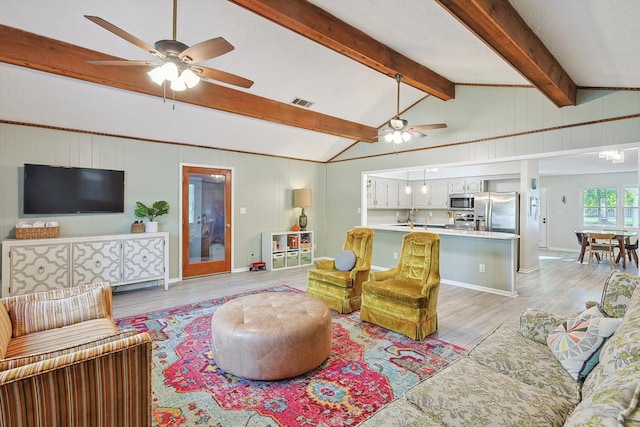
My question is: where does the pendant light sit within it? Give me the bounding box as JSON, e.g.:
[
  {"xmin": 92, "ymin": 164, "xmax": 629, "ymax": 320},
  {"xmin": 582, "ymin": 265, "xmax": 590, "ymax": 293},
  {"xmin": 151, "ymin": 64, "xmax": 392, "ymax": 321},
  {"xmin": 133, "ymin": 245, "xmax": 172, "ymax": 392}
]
[
  {"xmin": 405, "ymin": 172, "xmax": 412, "ymax": 194},
  {"xmin": 422, "ymin": 169, "xmax": 427, "ymax": 193}
]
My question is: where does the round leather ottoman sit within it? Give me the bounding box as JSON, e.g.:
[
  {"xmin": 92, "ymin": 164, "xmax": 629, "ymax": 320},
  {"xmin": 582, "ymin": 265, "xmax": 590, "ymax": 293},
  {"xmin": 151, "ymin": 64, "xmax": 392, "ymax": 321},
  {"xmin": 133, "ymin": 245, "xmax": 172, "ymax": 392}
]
[{"xmin": 211, "ymin": 292, "xmax": 332, "ymax": 380}]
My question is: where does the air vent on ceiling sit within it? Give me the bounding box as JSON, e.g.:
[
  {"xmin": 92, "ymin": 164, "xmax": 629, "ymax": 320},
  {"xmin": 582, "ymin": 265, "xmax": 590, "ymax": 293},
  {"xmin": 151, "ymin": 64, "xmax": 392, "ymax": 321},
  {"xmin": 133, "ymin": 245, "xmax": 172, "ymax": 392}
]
[{"xmin": 291, "ymin": 97, "xmax": 314, "ymax": 108}]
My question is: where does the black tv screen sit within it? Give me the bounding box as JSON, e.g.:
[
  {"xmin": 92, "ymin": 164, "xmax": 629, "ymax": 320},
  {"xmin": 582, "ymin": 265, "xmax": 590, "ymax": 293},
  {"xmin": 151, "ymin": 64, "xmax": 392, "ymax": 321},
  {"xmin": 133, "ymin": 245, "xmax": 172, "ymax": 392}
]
[{"xmin": 23, "ymin": 164, "xmax": 125, "ymax": 214}]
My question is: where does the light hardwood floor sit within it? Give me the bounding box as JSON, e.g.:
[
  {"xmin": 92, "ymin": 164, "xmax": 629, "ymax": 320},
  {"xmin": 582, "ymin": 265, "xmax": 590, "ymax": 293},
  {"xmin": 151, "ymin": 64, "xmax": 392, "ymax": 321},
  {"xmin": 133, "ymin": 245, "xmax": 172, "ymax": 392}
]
[{"xmin": 112, "ymin": 249, "xmax": 638, "ymax": 350}]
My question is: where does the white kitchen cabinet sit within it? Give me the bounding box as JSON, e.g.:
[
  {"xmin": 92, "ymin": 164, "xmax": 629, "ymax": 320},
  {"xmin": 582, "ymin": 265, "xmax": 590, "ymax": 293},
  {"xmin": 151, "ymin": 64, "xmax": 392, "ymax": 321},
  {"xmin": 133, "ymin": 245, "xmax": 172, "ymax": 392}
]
[
  {"xmin": 398, "ymin": 180, "xmax": 413, "ymax": 208},
  {"xmin": 465, "ymin": 179, "xmax": 485, "ymax": 193},
  {"xmin": 412, "ymin": 182, "xmax": 429, "ymax": 207},
  {"xmin": 262, "ymin": 231, "xmax": 314, "ymax": 271},
  {"xmin": 2, "ymin": 232, "xmax": 169, "ymax": 297},
  {"xmin": 413, "ymin": 180, "xmax": 448, "ymax": 208},
  {"xmin": 367, "ymin": 177, "xmax": 389, "ymax": 208},
  {"xmin": 367, "ymin": 179, "xmax": 376, "ymax": 208},
  {"xmin": 449, "ymin": 179, "xmax": 485, "ymax": 194},
  {"xmin": 369, "ymin": 177, "xmax": 413, "ymax": 209},
  {"xmin": 430, "ymin": 180, "xmax": 449, "ymax": 208},
  {"xmin": 374, "ymin": 178, "xmax": 388, "ymax": 208},
  {"xmin": 387, "ymin": 179, "xmax": 412, "ymax": 208}
]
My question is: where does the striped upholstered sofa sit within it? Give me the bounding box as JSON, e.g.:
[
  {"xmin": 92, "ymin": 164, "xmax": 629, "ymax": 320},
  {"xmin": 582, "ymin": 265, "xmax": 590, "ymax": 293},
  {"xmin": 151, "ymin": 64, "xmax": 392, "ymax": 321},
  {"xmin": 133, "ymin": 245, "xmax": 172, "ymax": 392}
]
[{"xmin": 0, "ymin": 282, "xmax": 152, "ymax": 427}]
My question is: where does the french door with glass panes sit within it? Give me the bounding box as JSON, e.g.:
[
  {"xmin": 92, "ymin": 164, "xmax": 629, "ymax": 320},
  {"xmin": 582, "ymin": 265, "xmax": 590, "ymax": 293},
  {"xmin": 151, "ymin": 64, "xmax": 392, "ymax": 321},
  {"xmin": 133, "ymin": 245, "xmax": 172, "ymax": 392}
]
[{"xmin": 182, "ymin": 166, "xmax": 232, "ymax": 278}]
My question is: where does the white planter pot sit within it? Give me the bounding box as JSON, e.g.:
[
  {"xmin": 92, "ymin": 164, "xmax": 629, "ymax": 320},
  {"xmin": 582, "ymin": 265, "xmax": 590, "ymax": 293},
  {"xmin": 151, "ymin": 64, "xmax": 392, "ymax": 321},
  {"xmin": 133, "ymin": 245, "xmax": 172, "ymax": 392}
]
[{"xmin": 145, "ymin": 221, "xmax": 158, "ymax": 233}]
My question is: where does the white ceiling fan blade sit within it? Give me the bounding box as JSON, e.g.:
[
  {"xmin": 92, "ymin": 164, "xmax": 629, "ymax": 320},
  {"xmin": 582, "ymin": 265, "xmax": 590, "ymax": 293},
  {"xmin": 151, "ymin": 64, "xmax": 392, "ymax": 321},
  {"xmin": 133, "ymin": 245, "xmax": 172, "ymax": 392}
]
[
  {"xmin": 86, "ymin": 60, "xmax": 158, "ymax": 67},
  {"xmin": 410, "ymin": 123, "xmax": 448, "ymax": 131},
  {"xmin": 408, "ymin": 130, "xmax": 428, "ymax": 138}
]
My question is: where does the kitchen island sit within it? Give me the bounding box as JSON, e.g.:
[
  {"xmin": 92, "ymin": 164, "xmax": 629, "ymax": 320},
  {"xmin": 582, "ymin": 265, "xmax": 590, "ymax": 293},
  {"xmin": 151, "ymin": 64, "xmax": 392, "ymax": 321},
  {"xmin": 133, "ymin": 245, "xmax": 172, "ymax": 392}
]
[{"xmin": 370, "ymin": 224, "xmax": 519, "ymax": 296}]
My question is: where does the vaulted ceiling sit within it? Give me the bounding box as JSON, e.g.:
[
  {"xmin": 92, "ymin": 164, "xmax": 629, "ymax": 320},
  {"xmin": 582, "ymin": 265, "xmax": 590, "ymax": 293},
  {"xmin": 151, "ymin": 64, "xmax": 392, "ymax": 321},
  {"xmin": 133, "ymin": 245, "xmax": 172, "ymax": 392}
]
[{"xmin": 1, "ymin": 1, "xmax": 639, "ymax": 163}]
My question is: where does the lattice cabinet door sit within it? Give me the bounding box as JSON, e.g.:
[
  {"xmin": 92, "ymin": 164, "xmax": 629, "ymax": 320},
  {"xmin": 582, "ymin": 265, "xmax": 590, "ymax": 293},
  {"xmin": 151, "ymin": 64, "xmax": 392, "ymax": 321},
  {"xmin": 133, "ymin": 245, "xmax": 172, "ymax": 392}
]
[
  {"xmin": 71, "ymin": 240, "xmax": 122, "ymax": 287},
  {"xmin": 8, "ymin": 243, "xmax": 70, "ymax": 296},
  {"xmin": 122, "ymin": 236, "xmax": 165, "ymax": 282}
]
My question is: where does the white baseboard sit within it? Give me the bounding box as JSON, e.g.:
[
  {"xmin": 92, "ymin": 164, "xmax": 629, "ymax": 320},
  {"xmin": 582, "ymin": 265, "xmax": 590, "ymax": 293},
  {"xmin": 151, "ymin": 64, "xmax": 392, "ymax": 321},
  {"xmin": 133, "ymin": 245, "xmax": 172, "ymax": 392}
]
[{"xmin": 441, "ymin": 279, "xmax": 518, "ymax": 298}]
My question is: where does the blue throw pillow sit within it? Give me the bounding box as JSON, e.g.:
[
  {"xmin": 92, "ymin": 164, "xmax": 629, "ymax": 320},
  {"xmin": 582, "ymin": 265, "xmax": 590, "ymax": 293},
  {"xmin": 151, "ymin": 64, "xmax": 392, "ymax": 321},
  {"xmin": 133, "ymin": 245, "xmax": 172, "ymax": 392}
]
[{"xmin": 335, "ymin": 250, "xmax": 356, "ymax": 271}]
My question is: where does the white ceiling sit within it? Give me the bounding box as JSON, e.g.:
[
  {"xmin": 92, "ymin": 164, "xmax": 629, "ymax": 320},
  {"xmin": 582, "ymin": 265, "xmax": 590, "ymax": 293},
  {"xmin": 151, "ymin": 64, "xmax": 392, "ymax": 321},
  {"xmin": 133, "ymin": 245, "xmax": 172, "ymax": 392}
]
[{"xmin": 1, "ymin": 0, "xmax": 639, "ymax": 173}]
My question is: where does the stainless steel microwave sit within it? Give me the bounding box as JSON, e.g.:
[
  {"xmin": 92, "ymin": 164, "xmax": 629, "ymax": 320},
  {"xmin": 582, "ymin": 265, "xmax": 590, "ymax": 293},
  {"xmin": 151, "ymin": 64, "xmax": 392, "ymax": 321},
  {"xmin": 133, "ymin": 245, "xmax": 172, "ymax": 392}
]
[{"xmin": 449, "ymin": 193, "xmax": 474, "ymax": 209}]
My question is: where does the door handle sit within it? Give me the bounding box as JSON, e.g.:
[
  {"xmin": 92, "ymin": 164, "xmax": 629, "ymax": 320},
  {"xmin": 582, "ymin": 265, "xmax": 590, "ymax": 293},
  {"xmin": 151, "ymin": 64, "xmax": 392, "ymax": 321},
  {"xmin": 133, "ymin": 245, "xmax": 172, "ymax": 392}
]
[{"xmin": 226, "ymin": 224, "xmax": 231, "ymax": 228}]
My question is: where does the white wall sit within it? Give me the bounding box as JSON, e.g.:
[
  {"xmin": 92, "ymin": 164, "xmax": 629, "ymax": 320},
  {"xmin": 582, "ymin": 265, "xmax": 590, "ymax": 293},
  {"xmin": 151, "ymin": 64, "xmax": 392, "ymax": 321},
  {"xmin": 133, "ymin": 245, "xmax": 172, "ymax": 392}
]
[
  {"xmin": 3, "ymin": 85, "xmax": 639, "ymax": 281},
  {"xmin": 0, "ymin": 123, "xmax": 326, "ymax": 280},
  {"xmin": 540, "ymin": 172, "xmax": 638, "ymax": 251},
  {"xmin": 325, "ymin": 87, "xmax": 640, "ymax": 267}
]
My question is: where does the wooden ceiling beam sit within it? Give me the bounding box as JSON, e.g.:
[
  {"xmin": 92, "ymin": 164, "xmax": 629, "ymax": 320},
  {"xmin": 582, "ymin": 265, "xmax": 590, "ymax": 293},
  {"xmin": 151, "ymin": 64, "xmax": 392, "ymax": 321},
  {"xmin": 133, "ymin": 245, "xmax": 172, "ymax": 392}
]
[
  {"xmin": 229, "ymin": 0, "xmax": 455, "ymax": 101},
  {"xmin": 0, "ymin": 24, "xmax": 377, "ymax": 143},
  {"xmin": 436, "ymin": 0, "xmax": 577, "ymax": 107}
]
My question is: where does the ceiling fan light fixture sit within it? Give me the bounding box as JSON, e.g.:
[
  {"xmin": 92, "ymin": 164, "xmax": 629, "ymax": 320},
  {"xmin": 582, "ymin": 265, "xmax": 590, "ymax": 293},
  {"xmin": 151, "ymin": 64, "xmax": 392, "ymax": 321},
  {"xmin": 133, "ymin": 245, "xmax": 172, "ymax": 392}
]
[
  {"xmin": 383, "ymin": 133, "xmax": 394, "ymax": 143},
  {"xmin": 148, "ymin": 61, "xmax": 180, "ymax": 86},
  {"xmin": 392, "ymin": 131, "xmax": 404, "ymax": 144},
  {"xmin": 389, "ymin": 118, "xmax": 405, "ymax": 130},
  {"xmin": 161, "ymin": 61, "xmax": 179, "ymax": 81},
  {"xmin": 402, "ymin": 131, "xmax": 411, "ymax": 142},
  {"xmin": 181, "ymin": 68, "xmax": 200, "ymax": 88},
  {"xmin": 170, "ymin": 77, "xmax": 187, "ymax": 92},
  {"xmin": 148, "ymin": 66, "xmax": 166, "ymax": 85}
]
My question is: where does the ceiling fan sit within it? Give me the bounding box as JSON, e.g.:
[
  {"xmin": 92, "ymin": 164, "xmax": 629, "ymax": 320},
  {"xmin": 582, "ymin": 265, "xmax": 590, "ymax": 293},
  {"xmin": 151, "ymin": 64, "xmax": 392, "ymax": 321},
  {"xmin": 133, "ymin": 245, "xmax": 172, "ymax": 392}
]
[
  {"xmin": 84, "ymin": 0, "xmax": 253, "ymax": 91},
  {"xmin": 379, "ymin": 74, "xmax": 447, "ymax": 144}
]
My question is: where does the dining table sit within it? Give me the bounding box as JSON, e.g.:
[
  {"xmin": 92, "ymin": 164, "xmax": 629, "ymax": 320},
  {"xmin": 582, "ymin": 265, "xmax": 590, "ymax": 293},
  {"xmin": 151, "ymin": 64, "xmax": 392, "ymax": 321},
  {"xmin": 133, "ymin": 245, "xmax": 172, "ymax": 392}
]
[{"xmin": 577, "ymin": 229, "xmax": 638, "ymax": 268}]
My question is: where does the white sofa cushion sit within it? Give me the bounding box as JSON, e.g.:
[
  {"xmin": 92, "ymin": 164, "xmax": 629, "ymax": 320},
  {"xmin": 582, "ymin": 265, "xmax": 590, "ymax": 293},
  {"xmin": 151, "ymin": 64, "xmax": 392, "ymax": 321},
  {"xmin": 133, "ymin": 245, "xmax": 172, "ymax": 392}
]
[
  {"xmin": 469, "ymin": 323, "xmax": 581, "ymax": 402},
  {"xmin": 405, "ymin": 357, "xmax": 575, "ymax": 427}
]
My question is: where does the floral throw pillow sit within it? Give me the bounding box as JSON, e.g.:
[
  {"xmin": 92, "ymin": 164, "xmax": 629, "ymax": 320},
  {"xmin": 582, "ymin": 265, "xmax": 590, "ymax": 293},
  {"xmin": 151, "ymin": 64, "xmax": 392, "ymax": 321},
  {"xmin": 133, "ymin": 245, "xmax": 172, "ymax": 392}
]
[
  {"xmin": 547, "ymin": 307, "xmax": 623, "ymax": 381},
  {"xmin": 600, "ymin": 270, "xmax": 640, "ymax": 318}
]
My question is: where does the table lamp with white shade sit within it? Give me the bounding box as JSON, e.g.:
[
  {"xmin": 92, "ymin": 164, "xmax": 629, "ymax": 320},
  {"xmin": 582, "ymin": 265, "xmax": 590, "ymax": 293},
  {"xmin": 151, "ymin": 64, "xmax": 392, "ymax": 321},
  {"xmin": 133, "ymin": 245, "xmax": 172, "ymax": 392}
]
[{"xmin": 293, "ymin": 189, "xmax": 312, "ymax": 231}]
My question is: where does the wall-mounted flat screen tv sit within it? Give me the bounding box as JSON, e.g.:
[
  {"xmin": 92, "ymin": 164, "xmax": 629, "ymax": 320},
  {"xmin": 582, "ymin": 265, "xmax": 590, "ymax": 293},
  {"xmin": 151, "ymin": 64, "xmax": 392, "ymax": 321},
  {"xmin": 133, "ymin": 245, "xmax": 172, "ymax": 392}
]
[{"xmin": 23, "ymin": 164, "xmax": 125, "ymax": 214}]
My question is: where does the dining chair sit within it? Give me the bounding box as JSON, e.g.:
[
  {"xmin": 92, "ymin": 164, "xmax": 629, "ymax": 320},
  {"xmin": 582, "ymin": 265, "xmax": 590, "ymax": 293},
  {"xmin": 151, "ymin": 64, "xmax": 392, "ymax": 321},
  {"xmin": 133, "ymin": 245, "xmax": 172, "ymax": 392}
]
[
  {"xmin": 575, "ymin": 229, "xmax": 600, "ymax": 263},
  {"xmin": 616, "ymin": 234, "xmax": 639, "ymax": 268},
  {"xmin": 574, "ymin": 229, "xmax": 586, "ymax": 259},
  {"xmin": 587, "ymin": 233, "xmax": 616, "ymax": 268}
]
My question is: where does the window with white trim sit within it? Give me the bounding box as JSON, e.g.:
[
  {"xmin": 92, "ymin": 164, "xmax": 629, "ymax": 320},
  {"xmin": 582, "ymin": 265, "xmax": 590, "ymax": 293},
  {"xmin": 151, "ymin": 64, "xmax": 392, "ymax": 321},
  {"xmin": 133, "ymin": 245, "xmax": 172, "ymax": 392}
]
[{"xmin": 582, "ymin": 186, "xmax": 639, "ymax": 228}]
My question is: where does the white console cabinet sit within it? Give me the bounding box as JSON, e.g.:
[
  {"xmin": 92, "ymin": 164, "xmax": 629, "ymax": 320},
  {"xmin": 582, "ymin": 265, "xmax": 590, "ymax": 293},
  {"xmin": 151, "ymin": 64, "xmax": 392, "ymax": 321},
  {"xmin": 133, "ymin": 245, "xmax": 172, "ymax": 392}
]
[
  {"xmin": 1, "ymin": 232, "xmax": 169, "ymax": 297},
  {"xmin": 262, "ymin": 231, "xmax": 313, "ymax": 271}
]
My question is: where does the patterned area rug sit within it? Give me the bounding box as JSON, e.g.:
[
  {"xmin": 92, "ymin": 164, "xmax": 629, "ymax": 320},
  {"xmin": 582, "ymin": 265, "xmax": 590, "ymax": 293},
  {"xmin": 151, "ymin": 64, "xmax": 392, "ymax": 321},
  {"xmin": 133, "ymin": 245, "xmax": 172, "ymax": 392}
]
[{"xmin": 115, "ymin": 285, "xmax": 466, "ymax": 426}]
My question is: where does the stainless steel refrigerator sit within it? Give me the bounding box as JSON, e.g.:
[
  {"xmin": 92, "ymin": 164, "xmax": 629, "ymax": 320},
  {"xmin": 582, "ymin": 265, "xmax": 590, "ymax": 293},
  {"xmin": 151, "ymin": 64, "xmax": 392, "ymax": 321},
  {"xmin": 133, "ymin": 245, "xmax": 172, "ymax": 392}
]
[{"xmin": 474, "ymin": 192, "xmax": 519, "ymax": 234}]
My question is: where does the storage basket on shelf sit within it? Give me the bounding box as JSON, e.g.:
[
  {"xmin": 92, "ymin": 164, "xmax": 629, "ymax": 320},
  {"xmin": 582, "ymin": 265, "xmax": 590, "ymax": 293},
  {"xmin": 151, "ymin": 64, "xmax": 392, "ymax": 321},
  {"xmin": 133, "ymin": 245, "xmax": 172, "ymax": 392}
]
[
  {"xmin": 15, "ymin": 226, "xmax": 60, "ymax": 239},
  {"xmin": 131, "ymin": 222, "xmax": 145, "ymax": 233}
]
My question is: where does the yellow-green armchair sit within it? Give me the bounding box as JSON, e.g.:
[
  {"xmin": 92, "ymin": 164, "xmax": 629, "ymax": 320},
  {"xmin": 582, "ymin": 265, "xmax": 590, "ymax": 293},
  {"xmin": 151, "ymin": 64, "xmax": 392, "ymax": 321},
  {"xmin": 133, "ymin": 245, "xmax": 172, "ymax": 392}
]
[
  {"xmin": 307, "ymin": 228, "xmax": 374, "ymax": 313},
  {"xmin": 360, "ymin": 232, "xmax": 440, "ymax": 340}
]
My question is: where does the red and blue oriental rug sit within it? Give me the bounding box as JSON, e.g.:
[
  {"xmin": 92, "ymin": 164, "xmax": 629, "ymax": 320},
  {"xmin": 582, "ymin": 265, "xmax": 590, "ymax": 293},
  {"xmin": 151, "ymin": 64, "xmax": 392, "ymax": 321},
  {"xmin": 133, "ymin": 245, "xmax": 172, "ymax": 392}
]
[{"xmin": 115, "ymin": 285, "xmax": 466, "ymax": 426}]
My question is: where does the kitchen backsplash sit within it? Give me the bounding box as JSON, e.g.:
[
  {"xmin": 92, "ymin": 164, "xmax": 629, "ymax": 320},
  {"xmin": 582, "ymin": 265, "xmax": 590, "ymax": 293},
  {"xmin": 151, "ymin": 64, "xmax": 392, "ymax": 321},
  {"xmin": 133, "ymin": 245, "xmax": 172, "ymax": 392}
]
[{"xmin": 367, "ymin": 209, "xmax": 450, "ymax": 226}]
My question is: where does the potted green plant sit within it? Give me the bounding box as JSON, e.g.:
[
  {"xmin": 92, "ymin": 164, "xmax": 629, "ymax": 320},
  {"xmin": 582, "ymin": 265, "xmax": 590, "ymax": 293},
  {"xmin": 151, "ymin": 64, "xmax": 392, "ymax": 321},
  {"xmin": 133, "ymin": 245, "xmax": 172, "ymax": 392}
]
[{"xmin": 135, "ymin": 201, "xmax": 170, "ymax": 233}]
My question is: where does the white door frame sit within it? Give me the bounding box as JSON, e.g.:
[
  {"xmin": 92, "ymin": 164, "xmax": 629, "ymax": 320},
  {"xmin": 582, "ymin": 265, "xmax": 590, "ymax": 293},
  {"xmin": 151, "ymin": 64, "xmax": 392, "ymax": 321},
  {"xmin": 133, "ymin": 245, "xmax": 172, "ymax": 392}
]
[{"xmin": 539, "ymin": 187, "xmax": 548, "ymax": 248}]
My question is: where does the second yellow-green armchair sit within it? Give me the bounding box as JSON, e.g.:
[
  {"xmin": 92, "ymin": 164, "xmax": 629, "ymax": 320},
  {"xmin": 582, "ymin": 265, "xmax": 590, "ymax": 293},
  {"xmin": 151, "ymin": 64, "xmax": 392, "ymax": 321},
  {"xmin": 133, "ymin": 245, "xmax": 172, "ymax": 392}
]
[{"xmin": 361, "ymin": 232, "xmax": 440, "ymax": 340}]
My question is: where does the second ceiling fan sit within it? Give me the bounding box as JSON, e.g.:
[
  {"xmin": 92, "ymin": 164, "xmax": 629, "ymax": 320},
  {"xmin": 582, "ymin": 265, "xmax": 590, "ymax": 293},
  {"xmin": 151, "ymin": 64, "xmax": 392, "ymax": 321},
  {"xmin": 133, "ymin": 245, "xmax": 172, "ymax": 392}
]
[
  {"xmin": 379, "ymin": 74, "xmax": 447, "ymax": 144},
  {"xmin": 85, "ymin": 0, "xmax": 253, "ymax": 91}
]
